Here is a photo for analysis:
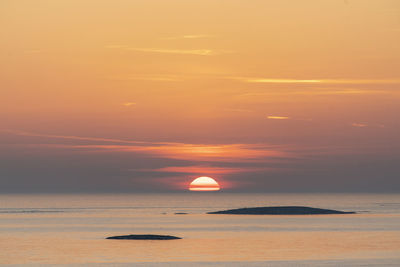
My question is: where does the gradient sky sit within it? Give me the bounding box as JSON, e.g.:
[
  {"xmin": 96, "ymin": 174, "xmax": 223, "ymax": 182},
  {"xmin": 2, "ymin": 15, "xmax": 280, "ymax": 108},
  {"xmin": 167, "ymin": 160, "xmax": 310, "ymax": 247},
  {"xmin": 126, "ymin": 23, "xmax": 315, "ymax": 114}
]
[{"xmin": 1, "ymin": 0, "xmax": 399, "ymax": 193}]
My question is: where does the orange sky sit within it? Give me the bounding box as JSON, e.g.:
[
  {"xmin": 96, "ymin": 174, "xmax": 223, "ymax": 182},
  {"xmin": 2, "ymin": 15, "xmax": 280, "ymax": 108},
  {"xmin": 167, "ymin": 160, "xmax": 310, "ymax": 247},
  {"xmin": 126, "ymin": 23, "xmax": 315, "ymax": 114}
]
[{"xmin": 0, "ymin": 0, "xmax": 399, "ymax": 192}]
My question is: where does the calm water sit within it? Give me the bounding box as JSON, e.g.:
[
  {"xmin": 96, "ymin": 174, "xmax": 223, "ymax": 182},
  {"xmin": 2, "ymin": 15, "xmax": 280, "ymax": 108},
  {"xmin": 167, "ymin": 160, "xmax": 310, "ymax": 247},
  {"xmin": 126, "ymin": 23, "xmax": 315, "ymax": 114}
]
[{"xmin": 0, "ymin": 193, "xmax": 400, "ymax": 266}]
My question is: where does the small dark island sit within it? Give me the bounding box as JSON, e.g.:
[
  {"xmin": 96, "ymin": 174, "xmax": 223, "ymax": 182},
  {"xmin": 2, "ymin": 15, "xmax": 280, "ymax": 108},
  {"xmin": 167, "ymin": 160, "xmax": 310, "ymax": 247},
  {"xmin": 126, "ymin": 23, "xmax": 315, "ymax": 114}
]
[
  {"xmin": 106, "ymin": 234, "xmax": 182, "ymax": 240},
  {"xmin": 207, "ymin": 206, "xmax": 355, "ymax": 215}
]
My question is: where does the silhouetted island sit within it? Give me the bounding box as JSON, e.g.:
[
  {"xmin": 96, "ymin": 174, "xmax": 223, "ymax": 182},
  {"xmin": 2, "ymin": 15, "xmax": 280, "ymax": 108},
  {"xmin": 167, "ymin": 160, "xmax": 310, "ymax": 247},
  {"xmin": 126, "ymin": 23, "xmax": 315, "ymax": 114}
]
[
  {"xmin": 106, "ymin": 234, "xmax": 182, "ymax": 240},
  {"xmin": 207, "ymin": 206, "xmax": 355, "ymax": 215}
]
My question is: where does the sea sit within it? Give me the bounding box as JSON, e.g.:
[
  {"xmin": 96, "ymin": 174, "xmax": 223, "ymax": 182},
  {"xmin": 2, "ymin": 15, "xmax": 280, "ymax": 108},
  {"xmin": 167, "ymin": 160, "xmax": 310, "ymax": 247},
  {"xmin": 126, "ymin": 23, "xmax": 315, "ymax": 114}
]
[{"xmin": 0, "ymin": 193, "xmax": 399, "ymax": 266}]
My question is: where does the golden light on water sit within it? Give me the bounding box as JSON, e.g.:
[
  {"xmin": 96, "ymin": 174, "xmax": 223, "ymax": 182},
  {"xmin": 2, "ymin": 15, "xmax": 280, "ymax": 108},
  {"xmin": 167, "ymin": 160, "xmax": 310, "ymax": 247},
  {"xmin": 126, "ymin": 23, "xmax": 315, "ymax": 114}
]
[{"xmin": 189, "ymin": 176, "xmax": 220, "ymax": 191}]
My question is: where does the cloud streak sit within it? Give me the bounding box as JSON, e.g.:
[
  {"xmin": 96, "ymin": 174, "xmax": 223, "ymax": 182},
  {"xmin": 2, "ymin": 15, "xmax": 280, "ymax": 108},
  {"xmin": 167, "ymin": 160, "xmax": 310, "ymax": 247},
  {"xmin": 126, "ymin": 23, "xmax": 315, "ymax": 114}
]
[
  {"xmin": 108, "ymin": 74, "xmax": 183, "ymax": 82},
  {"xmin": 162, "ymin": 34, "xmax": 213, "ymax": 40},
  {"xmin": 1, "ymin": 129, "xmax": 150, "ymax": 145},
  {"xmin": 231, "ymin": 77, "xmax": 400, "ymax": 85},
  {"xmin": 122, "ymin": 102, "xmax": 136, "ymax": 107},
  {"xmin": 351, "ymin": 123, "xmax": 385, "ymax": 128},
  {"xmin": 151, "ymin": 166, "xmax": 251, "ymax": 175},
  {"xmin": 235, "ymin": 88, "xmax": 395, "ymax": 100},
  {"xmin": 129, "ymin": 48, "xmax": 216, "ymax": 56},
  {"xmin": 352, "ymin": 123, "xmax": 368, "ymax": 128},
  {"xmin": 267, "ymin": 116, "xmax": 290, "ymax": 120},
  {"xmin": 1, "ymin": 129, "xmax": 292, "ymax": 163},
  {"xmin": 106, "ymin": 45, "xmax": 230, "ymax": 56}
]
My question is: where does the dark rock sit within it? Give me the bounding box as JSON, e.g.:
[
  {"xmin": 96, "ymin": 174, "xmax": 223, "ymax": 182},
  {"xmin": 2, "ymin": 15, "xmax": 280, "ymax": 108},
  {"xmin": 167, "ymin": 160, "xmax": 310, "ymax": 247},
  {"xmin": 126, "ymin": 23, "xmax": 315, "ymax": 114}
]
[
  {"xmin": 174, "ymin": 212, "xmax": 188, "ymax": 215},
  {"xmin": 106, "ymin": 234, "xmax": 182, "ymax": 240},
  {"xmin": 207, "ymin": 206, "xmax": 355, "ymax": 215}
]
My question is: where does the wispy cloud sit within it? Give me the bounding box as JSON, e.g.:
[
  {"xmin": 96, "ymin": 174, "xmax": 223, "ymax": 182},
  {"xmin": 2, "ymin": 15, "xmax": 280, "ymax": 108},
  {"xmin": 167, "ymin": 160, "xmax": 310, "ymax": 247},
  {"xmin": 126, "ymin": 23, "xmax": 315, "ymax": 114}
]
[
  {"xmin": 267, "ymin": 115, "xmax": 290, "ymax": 120},
  {"xmin": 182, "ymin": 34, "xmax": 211, "ymax": 39},
  {"xmin": 152, "ymin": 166, "xmax": 247, "ymax": 175},
  {"xmin": 162, "ymin": 34, "xmax": 213, "ymax": 40},
  {"xmin": 351, "ymin": 123, "xmax": 368, "ymax": 128},
  {"xmin": 266, "ymin": 115, "xmax": 313, "ymax": 122},
  {"xmin": 296, "ymin": 89, "xmax": 391, "ymax": 95},
  {"xmin": 235, "ymin": 88, "xmax": 394, "ymax": 100},
  {"xmin": 142, "ymin": 143, "xmax": 288, "ymax": 162},
  {"xmin": 106, "ymin": 45, "xmax": 230, "ymax": 56},
  {"xmin": 108, "ymin": 74, "xmax": 183, "ymax": 82},
  {"xmin": 0, "ymin": 129, "xmax": 149, "ymax": 145},
  {"xmin": 2, "ymin": 129, "xmax": 292, "ymax": 163},
  {"xmin": 129, "ymin": 48, "xmax": 216, "ymax": 56},
  {"xmin": 351, "ymin": 123, "xmax": 385, "ymax": 128},
  {"xmin": 230, "ymin": 77, "xmax": 400, "ymax": 85},
  {"xmin": 149, "ymin": 165, "xmax": 275, "ymax": 176},
  {"xmin": 247, "ymin": 78, "xmax": 320, "ymax": 84},
  {"xmin": 122, "ymin": 102, "xmax": 136, "ymax": 107}
]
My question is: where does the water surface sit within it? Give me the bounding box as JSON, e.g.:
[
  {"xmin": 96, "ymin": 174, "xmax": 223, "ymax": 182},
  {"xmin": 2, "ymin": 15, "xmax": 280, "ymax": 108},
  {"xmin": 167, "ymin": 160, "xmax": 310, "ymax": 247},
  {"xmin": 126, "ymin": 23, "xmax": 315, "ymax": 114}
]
[{"xmin": 1, "ymin": 193, "xmax": 399, "ymax": 266}]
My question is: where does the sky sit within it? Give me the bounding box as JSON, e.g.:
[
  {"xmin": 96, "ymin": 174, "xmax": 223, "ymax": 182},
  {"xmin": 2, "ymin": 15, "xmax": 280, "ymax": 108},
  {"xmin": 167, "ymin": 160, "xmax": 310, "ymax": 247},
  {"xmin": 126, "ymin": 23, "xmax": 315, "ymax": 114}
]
[{"xmin": 1, "ymin": 0, "xmax": 399, "ymax": 193}]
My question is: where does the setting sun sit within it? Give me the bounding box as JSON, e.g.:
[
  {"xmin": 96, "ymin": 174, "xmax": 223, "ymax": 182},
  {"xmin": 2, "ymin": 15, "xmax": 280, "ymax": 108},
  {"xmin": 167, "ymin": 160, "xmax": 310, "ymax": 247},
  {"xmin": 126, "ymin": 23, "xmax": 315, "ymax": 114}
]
[{"xmin": 189, "ymin": 176, "xmax": 220, "ymax": 191}]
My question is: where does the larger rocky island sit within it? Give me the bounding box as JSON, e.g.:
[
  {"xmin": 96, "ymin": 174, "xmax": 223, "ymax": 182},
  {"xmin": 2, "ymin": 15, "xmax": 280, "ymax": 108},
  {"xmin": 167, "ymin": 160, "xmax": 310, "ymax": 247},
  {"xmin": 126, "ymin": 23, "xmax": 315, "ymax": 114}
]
[
  {"xmin": 207, "ymin": 206, "xmax": 355, "ymax": 215},
  {"xmin": 106, "ymin": 234, "xmax": 182, "ymax": 240}
]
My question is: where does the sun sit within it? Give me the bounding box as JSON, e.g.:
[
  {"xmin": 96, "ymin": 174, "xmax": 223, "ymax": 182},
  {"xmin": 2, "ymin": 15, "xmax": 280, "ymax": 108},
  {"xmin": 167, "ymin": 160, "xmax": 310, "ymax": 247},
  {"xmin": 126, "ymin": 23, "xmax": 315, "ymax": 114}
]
[{"xmin": 189, "ymin": 176, "xmax": 220, "ymax": 191}]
